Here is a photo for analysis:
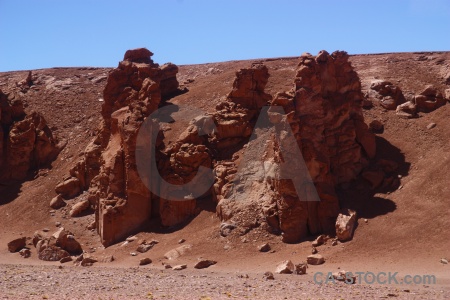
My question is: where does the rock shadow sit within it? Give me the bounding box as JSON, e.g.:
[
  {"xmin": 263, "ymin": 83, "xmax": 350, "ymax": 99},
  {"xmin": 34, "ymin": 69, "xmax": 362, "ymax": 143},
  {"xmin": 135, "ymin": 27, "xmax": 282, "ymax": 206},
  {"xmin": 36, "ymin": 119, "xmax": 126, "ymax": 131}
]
[
  {"xmin": 0, "ymin": 181, "xmax": 22, "ymax": 206},
  {"xmin": 337, "ymin": 135, "xmax": 410, "ymax": 219}
]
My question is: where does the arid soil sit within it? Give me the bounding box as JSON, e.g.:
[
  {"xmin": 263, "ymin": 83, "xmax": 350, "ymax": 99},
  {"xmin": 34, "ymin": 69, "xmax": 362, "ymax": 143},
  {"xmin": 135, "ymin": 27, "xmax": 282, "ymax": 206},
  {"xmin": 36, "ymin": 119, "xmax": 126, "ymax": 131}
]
[{"xmin": 0, "ymin": 51, "xmax": 449, "ymax": 299}]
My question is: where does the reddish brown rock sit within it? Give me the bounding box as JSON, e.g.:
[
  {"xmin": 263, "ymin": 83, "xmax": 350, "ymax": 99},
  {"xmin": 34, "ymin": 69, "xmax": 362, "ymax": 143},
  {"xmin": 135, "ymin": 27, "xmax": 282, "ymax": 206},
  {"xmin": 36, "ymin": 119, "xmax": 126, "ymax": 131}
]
[
  {"xmin": 194, "ymin": 259, "xmax": 217, "ymax": 269},
  {"xmin": 59, "ymin": 48, "xmax": 184, "ymax": 246},
  {"xmin": 275, "ymin": 260, "xmax": 294, "ymax": 274},
  {"xmin": 396, "ymin": 101, "xmax": 417, "ymax": 118},
  {"xmin": 38, "ymin": 245, "xmax": 70, "ymax": 261},
  {"xmin": 55, "ymin": 178, "xmax": 81, "ymax": 199},
  {"xmin": 69, "ymin": 199, "xmax": 90, "ymax": 217},
  {"xmin": 369, "ymin": 80, "xmax": 406, "ymax": 110},
  {"xmin": 335, "ymin": 209, "xmax": 357, "ymax": 241},
  {"xmin": 123, "ymin": 48, "xmax": 154, "ymax": 64},
  {"xmin": 7, "ymin": 237, "xmax": 26, "ymax": 252},
  {"xmin": 216, "ymin": 51, "xmax": 374, "ymax": 243},
  {"xmin": 0, "ymin": 90, "xmax": 59, "ymax": 182},
  {"xmin": 52, "ymin": 228, "xmax": 82, "ymax": 254},
  {"xmin": 307, "ymin": 254, "xmax": 325, "ymax": 265},
  {"xmin": 50, "ymin": 195, "xmax": 66, "ymax": 209},
  {"xmin": 414, "ymin": 85, "xmax": 446, "ymax": 112}
]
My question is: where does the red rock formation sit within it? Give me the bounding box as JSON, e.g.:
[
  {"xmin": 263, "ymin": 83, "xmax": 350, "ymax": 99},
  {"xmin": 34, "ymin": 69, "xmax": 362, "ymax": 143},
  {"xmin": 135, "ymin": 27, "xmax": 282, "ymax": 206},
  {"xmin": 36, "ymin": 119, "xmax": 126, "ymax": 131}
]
[
  {"xmin": 60, "ymin": 50, "xmax": 375, "ymax": 247},
  {"xmin": 0, "ymin": 89, "xmax": 59, "ymax": 182},
  {"xmin": 57, "ymin": 48, "xmax": 185, "ymax": 246},
  {"xmin": 216, "ymin": 51, "xmax": 375, "ymax": 242}
]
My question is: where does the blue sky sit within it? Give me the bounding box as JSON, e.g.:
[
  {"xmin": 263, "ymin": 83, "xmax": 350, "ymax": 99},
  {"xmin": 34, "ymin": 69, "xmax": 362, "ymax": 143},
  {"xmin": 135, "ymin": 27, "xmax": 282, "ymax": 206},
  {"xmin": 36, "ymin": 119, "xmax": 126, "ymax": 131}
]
[{"xmin": 0, "ymin": 0, "xmax": 449, "ymax": 71}]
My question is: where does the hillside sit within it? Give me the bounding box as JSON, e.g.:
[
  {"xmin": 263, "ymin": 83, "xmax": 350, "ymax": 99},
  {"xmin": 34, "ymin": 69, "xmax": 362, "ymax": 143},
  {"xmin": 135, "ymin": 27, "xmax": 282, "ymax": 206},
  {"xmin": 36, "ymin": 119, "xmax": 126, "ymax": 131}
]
[{"xmin": 0, "ymin": 51, "xmax": 449, "ymax": 299}]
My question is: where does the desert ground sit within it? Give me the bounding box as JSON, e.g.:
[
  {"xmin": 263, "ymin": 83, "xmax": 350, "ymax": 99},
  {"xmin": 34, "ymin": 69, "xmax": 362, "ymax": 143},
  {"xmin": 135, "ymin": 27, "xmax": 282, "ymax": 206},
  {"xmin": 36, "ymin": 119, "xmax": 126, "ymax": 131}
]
[{"xmin": 0, "ymin": 51, "xmax": 449, "ymax": 299}]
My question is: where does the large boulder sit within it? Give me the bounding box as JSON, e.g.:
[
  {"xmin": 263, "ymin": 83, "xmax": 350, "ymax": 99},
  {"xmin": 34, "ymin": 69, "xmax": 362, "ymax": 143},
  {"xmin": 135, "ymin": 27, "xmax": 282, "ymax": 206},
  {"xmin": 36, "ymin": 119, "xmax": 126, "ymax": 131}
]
[
  {"xmin": 335, "ymin": 209, "xmax": 358, "ymax": 241},
  {"xmin": 369, "ymin": 80, "xmax": 406, "ymax": 110},
  {"xmin": 414, "ymin": 85, "xmax": 446, "ymax": 112},
  {"xmin": 52, "ymin": 228, "xmax": 82, "ymax": 254}
]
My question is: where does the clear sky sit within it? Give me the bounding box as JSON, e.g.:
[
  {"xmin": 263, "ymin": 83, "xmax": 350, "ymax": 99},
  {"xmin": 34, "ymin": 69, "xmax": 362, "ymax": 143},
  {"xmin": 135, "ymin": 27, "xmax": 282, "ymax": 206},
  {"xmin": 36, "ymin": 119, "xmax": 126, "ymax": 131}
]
[{"xmin": 1, "ymin": 0, "xmax": 449, "ymax": 71}]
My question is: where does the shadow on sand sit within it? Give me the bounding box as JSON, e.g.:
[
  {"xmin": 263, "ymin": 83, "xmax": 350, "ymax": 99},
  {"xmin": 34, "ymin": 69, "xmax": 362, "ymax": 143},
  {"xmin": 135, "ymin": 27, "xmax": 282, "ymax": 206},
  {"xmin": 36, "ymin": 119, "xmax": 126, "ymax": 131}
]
[{"xmin": 337, "ymin": 135, "xmax": 411, "ymax": 219}]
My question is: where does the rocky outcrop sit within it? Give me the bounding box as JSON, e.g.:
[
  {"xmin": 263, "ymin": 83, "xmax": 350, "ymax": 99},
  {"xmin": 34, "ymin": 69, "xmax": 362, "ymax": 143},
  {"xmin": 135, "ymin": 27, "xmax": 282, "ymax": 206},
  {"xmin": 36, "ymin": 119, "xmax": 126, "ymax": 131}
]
[
  {"xmin": 369, "ymin": 80, "xmax": 406, "ymax": 110},
  {"xmin": 216, "ymin": 51, "xmax": 375, "ymax": 243},
  {"xmin": 60, "ymin": 49, "xmax": 375, "ymax": 247},
  {"xmin": 0, "ymin": 90, "xmax": 59, "ymax": 182},
  {"xmin": 56, "ymin": 48, "xmax": 187, "ymax": 246},
  {"xmin": 414, "ymin": 85, "xmax": 446, "ymax": 112}
]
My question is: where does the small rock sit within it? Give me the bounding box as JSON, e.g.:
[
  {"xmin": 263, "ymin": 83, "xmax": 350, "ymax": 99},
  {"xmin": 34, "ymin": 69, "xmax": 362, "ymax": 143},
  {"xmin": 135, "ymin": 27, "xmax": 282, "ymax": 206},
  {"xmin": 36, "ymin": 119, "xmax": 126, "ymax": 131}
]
[
  {"xmin": 178, "ymin": 239, "xmax": 186, "ymax": 244},
  {"xmin": 69, "ymin": 199, "xmax": 90, "ymax": 217},
  {"xmin": 164, "ymin": 264, "xmax": 172, "ymax": 269},
  {"xmin": 55, "ymin": 178, "xmax": 81, "ymax": 198},
  {"xmin": 396, "ymin": 102, "xmax": 417, "ymax": 118},
  {"xmin": 307, "ymin": 254, "xmax": 325, "ymax": 265},
  {"xmin": 275, "ymin": 260, "xmax": 294, "ymax": 274},
  {"xmin": 42, "ymin": 228, "xmax": 50, "ymax": 232},
  {"xmin": 311, "ymin": 247, "xmax": 318, "ymax": 254},
  {"xmin": 50, "ymin": 195, "xmax": 66, "ymax": 209},
  {"xmin": 440, "ymin": 258, "xmax": 448, "ymax": 264},
  {"xmin": 387, "ymin": 293, "xmax": 398, "ymax": 297},
  {"xmin": 7, "ymin": 237, "xmax": 27, "ymax": 252},
  {"xmin": 194, "ymin": 259, "xmax": 217, "ymax": 269},
  {"xmin": 172, "ymin": 264, "xmax": 187, "ymax": 271},
  {"xmin": 331, "ymin": 240, "xmax": 338, "ymax": 246},
  {"xmin": 223, "ymin": 245, "xmax": 231, "ymax": 250},
  {"xmin": 312, "ymin": 235, "xmax": 327, "ymax": 247},
  {"xmin": 427, "ymin": 122, "xmax": 436, "ymax": 130},
  {"xmin": 369, "ymin": 120, "xmax": 384, "ymax": 133},
  {"xmin": 59, "ymin": 256, "xmax": 73, "ymax": 264},
  {"xmin": 332, "ymin": 270, "xmax": 356, "ymax": 283},
  {"xmin": 258, "ymin": 243, "xmax": 271, "ymax": 252},
  {"xmin": 220, "ymin": 222, "xmax": 236, "ymax": 237},
  {"xmin": 364, "ymin": 219, "xmax": 368, "ymax": 224},
  {"xmin": 164, "ymin": 244, "xmax": 192, "ymax": 260},
  {"xmin": 126, "ymin": 236, "xmax": 138, "ymax": 242},
  {"xmin": 55, "ymin": 222, "xmax": 61, "ymax": 227},
  {"xmin": 294, "ymin": 263, "xmax": 307, "ymax": 275},
  {"xmin": 136, "ymin": 240, "xmax": 158, "ymax": 253},
  {"xmin": 81, "ymin": 257, "xmax": 97, "ymax": 267},
  {"xmin": 139, "ymin": 258, "xmax": 152, "ymax": 266},
  {"xmin": 263, "ymin": 271, "xmax": 275, "ymax": 280},
  {"xmin": 130, "ymin": 252, "xmax": 137, "ymax": 256},
  {"xmin": 87, "ymin": 221, "xmax": 96, "ymax": 230},
  {"xmin": 19, "ymin": 248, "xmax": 31, "ymax": 258},
  {"xmin": 101, "ymin": 255, "xmax": 115, "ymax": 263}
]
